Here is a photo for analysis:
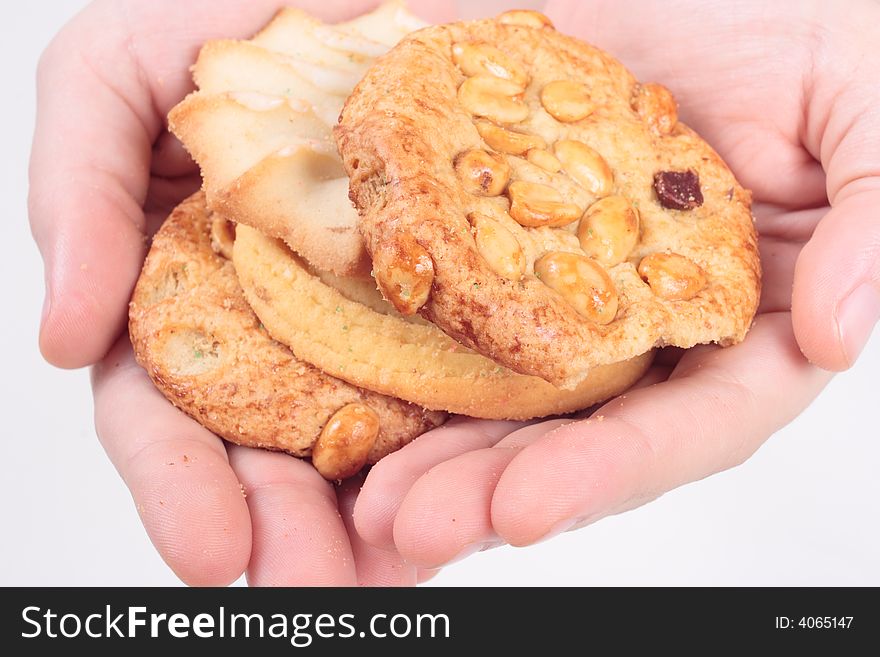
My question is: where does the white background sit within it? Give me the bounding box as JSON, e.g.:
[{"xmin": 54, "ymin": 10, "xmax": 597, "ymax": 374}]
[{"xmin": 2, "ymin": 1, "xmax": 878, "ymax": 586}]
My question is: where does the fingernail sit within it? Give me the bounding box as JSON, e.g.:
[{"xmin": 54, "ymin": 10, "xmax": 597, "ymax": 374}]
[{"xmin": 838, "ymin": 282, "xmax": 880, "ymax": 366}]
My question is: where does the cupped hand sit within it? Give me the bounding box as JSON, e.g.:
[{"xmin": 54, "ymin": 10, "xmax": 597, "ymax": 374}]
[
  {"xmin": 29, "ymin": 0, "xmax": 456, "ymax": 586},
  {"xmin": 353, "ymin": 0, "xmax": 880, "ymax": 568}
]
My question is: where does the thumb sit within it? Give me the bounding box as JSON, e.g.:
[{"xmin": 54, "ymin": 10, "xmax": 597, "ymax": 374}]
[
  {"xmin": 792, "ymin": 40, "xmax": 880, "ymax": 370},
  {"xmin": 792, "ymin": 184, "xmax": 880, "ymax": 370},
  {"xmin": 29, "ymin": 4, "xmax": 157, "ymax": 369}
]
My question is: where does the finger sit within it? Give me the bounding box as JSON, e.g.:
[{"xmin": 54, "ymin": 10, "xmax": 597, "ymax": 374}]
[
  {"xmin": 792, "ymin": 185, "xmax": 880, "ymax": 369},
  {"xmin": 490, "ymin": 313, "xmax": 832, "ymax": 545},
  {"xmin": 30, "ymin": 3, "xmax": 157, "ymax": 368},
  {"xmin": 354, "ymin": 418, "xmax": 522, "ymax": 551},
  {"xmin": 337, "ymin": 477, "xmax": 418, "ymax": 587},
  {"xmin": 227, "ymin": 447, "xmax": 357, "ymax": 587},
  {"xmin": 91, "ymin": 336, "xmax": 251, "ymax": 586},
  {"xmin": 392, "ymin": 422, "xmax": 566, "ymax": 568}
]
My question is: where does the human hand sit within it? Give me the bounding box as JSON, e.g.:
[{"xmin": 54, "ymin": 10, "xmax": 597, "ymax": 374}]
[
  {"xmin": 353, "ymin": 0, "xmax": 880, "ymax": 567},
  {"xmin": 29, "ymin": 0, "xmax": 457, "ymax": 586}
]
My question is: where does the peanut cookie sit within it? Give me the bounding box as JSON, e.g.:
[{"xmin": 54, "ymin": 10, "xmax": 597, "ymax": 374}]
[
  {"xmin": 129, "ymin": 193, "xmax": 445, "ymax": 480},
  {"xmin": 233, "ymin": 224, "xmax": 653, "ymax": 419},
  {"xmin": 169, "ymin": 1, "xmax": 424, "ymax": 277},
  {"xmin": 336, "ymin": 10, "xmax": 761, "ymax": 389}
]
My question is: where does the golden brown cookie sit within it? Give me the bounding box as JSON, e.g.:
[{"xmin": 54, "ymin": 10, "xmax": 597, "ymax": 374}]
[
  {"xmin": 129, "ymin": 193, "xmax": 445, "ymax": 479},
  {"xmin": 168, "ymin": 1, "xmax": 425, "ymax": 277},
  {"xmin": 232, "ymin": 224, "xmax": 653, "ymax": 420},
  {"xmin": 336, "ymin": 10, "xmax": 761, "ymax": 389}
]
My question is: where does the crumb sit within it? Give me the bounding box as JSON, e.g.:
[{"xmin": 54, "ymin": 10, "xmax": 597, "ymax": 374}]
[{"xmin": 80, "ymin": 263, "xmax": 88, "ymax": 271}]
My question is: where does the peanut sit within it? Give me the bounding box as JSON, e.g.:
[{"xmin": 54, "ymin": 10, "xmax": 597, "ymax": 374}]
[
  {"xmin": 373, "ymin": 233, "xmax": 434, "ymax": 315},
  {"xmin": 554, "ymin": 139, "xmax": 613, "ymax": 197},
  {"xmin": 452, "ymin": 42, "xmax": 529, "ymax": 88},
  {"xmin": 638, "ymin": 252, "xmax": 707, "ymax": 300},
  {"xmin": 210, "ymin": 215, "xmax": 236, "ymax": 260},
  {"xmin": 475, "ymin": 120, "xmax": 545, "ymax": 155},
  {"xmin": 312, "ymin": 403, "xmax": 380, "ymax": 480},
  {"xmin": 497, "ymin": 9, "xmax": 554, "ymax": 29},
  {"xmin": 632, "ymin": 82, "xmax": 678, "ymax": 135},
  {"xmin": 535, "ymin": 251, "xmax": 618, "ymax": 324},
  {"xmin": 507, "ymin": 180, "xmax": 583, "ymax": 228},
  {"xmin": 540, "ymin": 80, "xmax": 594, "ymax": 123},
  {"xmin": 470, "ymin": 212, "xmax": 526, "ymax": 281},
  {"xmin": 577, "ymin": 196, "xmax": 639, "ymax": 266},
  {"xmin": 458, "ymin": 75, "xmax": 529, "ymax": 124},
  {"xmin": 454, "ymin": 148, "xmax": 511, "ymax": 196},
  {"xmin": 526, "ymin": 148, "xmax": 562, "ymax": 172}
]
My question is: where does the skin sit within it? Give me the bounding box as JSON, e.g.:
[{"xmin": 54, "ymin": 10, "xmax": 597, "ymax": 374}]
[{"xmin": 30, "ymin": 0, "xmax": 880, "ymax": 583}]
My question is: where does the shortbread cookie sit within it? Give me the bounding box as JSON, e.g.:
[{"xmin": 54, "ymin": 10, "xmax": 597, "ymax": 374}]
[
  {"xmin": 129, "ymin": 193, "xmax": 444, "ymax": 479},
  {"xmin": 233, "ymin": 224, "xmax": 653, "ymax": 419},
  {"xmin": 336, "ymin": 10, "xmax": 761, "ymax": 388},
  {"xmin": 169, "ymin": 1, "xmax": 424, "ymax": 277}
]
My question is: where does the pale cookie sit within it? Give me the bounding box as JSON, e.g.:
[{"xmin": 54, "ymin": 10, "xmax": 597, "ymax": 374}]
[
  {"xmin": 169, "ymin": 1, "xmax": 425, "ymax": 277},
  {"xmin": 336, "ymin": 10, "xmax": 761, "ymax": 389},
  {"xmin": 129, "ymin": 193, "xmax": 445, "ymax": 480},
  {"xmin": 233, "ymin": 224, "xmax": 653, "ymax": 420}
]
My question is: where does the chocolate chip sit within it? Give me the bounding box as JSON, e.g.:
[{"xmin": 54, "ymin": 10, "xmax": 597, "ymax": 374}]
[{"xmin": 653, "ymin": 170, "xmax": 703, "ymax": 210}]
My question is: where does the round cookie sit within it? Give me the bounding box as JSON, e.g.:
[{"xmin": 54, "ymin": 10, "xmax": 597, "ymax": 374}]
[
  {"xmin": 168, "ymin": 1, "xmax": 425, "ymax": 277},
  {"xmin": 335, "ymin": 10, "xmax": 761, "ymax": 389},
  {"xmin": 233, "ymin": 224, "xmax": 653, "ymax": 420},
  {"xmin": 129, "ymin": 192, "xmax": 445, "ymax": 479}
]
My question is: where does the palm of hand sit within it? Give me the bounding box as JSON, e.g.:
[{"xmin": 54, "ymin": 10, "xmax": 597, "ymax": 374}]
[{"xmin": 30, "ymin": 0, "xmax": 878, "ymax": 583}]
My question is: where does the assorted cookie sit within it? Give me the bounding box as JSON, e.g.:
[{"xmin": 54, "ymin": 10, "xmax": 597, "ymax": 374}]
[
  {"xmin": 336, "ymin": 10, "xmax": 760, "ymax": 388},
  {"xmin": 134, "ymin": 5, "xmax": 759, "ymax": 478}
]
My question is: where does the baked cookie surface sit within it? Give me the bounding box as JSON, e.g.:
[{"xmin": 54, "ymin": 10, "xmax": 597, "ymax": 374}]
[
  {"xmin": 129, "ymin": 193, "xmax": 445, "ymax": 478},
  {"xmin": 336, "ymin": 11, "xmax": 761, "ymax": 388}
]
